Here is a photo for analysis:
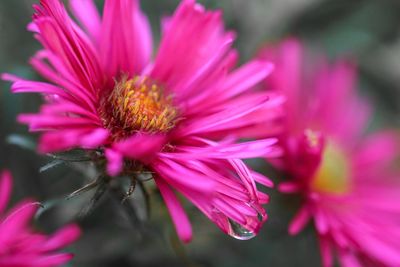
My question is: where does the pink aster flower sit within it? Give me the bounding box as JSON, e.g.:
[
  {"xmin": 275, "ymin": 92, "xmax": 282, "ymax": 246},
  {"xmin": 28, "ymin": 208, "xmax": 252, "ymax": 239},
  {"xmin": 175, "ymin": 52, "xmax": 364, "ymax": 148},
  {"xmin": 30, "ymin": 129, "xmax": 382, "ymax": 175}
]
[
  {"xmin": 3, "ymin": 0, "xmax": 283, "ymax": 242},
  {"xmin": 258, "ymin": 39, "xmax": 400, "ymax": 267},
  {"xmin": 0, "ymin": 170, "xmax": 81, "ymax": 267}
]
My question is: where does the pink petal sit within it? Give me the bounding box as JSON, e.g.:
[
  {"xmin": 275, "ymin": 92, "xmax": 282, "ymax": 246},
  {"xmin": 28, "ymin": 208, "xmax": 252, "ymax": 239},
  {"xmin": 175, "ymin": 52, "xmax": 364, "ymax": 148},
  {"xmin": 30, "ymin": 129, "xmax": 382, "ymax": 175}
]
[
  {"xmin": 170, "ymin": 138, "xmax": 278, "ymax": 160},
  {"xmin": 151, "ymin": 0, "xmax": 235, "ymax": 98},
  {"xmin": 278, "ymin": 182, "xmax": 301, "ymax": 193},
  {"xmin": 105, "ymin": 149, "xmax": 124, "ymax": 176},
  {"xmin": 218, "ymin": 60, "xmax": 274, "ymax": 101},
  {"xmin": 33, "ymin": 0, "xmax": 103, "ymax": 94},
  {"xmin": 30, "ymin": 253, "xmax": 75, "ymax": 267},
  {"xmin": 318, "ymin": 236, "xmax": 334, "ymax": 267},
  {"xmin": 258, "ymin": 38, "xmax": 303, "ymax": 129},
  {"xmin": 113, "ymin": 134, "xmax": 166, "ymax": 163},
  {"xmin": 38, "ymin": 128, "xmax": 108, "ymax": 153},
  {"xmin": 288, "ymin": 206, "xmax": 311, "ymax": 235},
  {"xmin": 177, "ymin": 94, "xmax": 272, "ymax": 137},
  {"xmin": 155, "ymin": 178, "xmax": 192, "ymax": 243},
  {"xmin": 0, "ymin": 200, "xmax": 39, "ymax": 244},
  {"xmin": 69, "ymin": 0, "xmax": 101, "ymax": 42},
  {"xmin": 80, "ymin": 128, "xmax": 110, "ymax": 147},
  {"xmin": 1, "ymin": 73, "xmax": 24, "ymax": 82},
  {"xmin": 42, "ymin": 224, "xmax": 81, "ymax": 251},
  {"xmin": 0, "ymin": 170, "xmax": 12, "ymax": 214},
  {"xmin": 153, "ymin": 157, "xmax": 215, "ymax": 192},
  {"xmin": 100, "ymin": 0, "xmax": 152, "ymax": 77},
  {"xmin": 251, "ymin": 171, "xmax": 274, "ymax": 188}
]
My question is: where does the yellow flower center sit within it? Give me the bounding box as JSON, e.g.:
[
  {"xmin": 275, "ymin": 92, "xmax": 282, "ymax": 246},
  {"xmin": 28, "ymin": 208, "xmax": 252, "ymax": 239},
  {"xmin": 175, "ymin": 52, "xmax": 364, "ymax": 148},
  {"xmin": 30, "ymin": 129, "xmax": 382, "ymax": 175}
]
[
  {"xmin": 100, "ymin": 76, "xmax": 178, "ymax": 140},
  {"xmin": 311, "ymin": 140, "xmax": 351, "ymax": 194}
]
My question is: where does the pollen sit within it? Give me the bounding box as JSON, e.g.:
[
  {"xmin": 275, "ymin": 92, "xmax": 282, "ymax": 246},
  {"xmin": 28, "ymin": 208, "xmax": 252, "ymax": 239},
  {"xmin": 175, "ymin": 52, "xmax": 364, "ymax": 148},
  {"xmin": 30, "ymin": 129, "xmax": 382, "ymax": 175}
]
[
  {"xmin": 311, "ymin": 140, "xmax": 351, "ymax": 195},
  {"xmin": 100, "ymin": 76, "xmax": 178, "ymax": 140},
  {"xmin": 304, "ymin": 129, "xmax": 321, "ymax": 148}
]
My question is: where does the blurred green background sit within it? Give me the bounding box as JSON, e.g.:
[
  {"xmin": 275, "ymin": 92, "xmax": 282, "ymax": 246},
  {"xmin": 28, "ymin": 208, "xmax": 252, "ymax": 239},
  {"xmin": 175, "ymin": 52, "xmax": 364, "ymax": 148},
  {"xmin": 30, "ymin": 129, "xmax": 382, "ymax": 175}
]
[{"xmin": 0, "ymin": 0, "xmax": 399, "ymax": 266}]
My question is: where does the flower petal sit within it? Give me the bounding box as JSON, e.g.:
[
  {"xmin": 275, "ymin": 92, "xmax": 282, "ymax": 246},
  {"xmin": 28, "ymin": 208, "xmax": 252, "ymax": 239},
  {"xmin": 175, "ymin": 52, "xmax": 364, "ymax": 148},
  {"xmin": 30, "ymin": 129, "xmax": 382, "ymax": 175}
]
[
  {"xmin": 69, "ymin": 0, "xmax": 101, "ymax": 42},
  {"xmin": 100, "ymin": 0, "xmax": 152, "ymax": 77},
  {"xmin": 155, "ymin": 178, "xmax": 192, "ymax": 243},
  {"xmin": 0, "ymin": 170, "xmax": 12, "ymax": 214},
  {"xmin": 42, "ymin": 224, "xmax": 81, "ymax": 251},
  {"xmin": 151, "ymin": 0, "xmax": 235, "ymax": 99}
]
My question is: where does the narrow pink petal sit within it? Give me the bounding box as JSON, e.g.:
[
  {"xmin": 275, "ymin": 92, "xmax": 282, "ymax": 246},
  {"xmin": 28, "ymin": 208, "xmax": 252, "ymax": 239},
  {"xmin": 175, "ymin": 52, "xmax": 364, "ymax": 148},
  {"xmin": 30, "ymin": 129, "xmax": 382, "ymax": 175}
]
[
  {"xmin": 11, "ymin": 80, "xmax": 73, "ymax": 101},
  {"xmin": 218, "ymin": 60, "xmax": 274, "ymax": 100},
  {"xmin": 315, "ymin": 210, "xmax": 329, "ymax": 234},
  {"xmin": 338, "ymin": 249, "xmax": 363, "ymax": 267},
  {"xmin": 29, "ymin": 50, "xmax": 98, "ymax": 111},
  {"xmin": 40, "ymin": 103, "xmax": 101, "ymax": 123},
  {"xmin": 153, "ymin": 155, "xmax": 268, "ymax": 238},
  {"xmin": 155, "ymin": 178, "xmax": 192, "ymax": 243},
  {"xmin": 151, "ymin": 0, "xmax": 235, "ymax": 98},
  {"xmin": 355, "ymin": 131, "xmax": 400, "ymax": 169},
  {"xmin": 165, "ymin": 157, "xmax": 248, "ymax": 197},
  {"xmin": 0, "ymin": 200, "xmax": 39, "ymax": 244},
  {"xmin": 258, "ymin": 38, "xmax": 306, "ymax": 134},
  {"xmin": 27, "ymin": 21, "xmax": 39, "ymax": 32},
  {"xmin": 70, "ymin": 0, "xmax": 101, "ymax": 42},
  {"xmin": 319, "ymin": 236, "xmax": 334, "ymax": 267},
  {"xmin": 33, "ymin": 0, "xmax": 103, "ymax": 94},
  {"xmin": 100, "ymin": 0, "xmax": 152, "ymax": 77},
  {"xmin": 105, "ymin": 149, "xmax": 124, "ymax": 176},
  {"xmin": 288, "ymin": 206, "xmax": 311, "ymax": 235},
  {"xmin": 177, "ymin": 94, "xmax": 271, "ymax": 137},
  {"xmin": 79, "ymin": 128, "xmax": 109, "ymax": 147},
  {"xmin": 171, "ymin": 138, "xmax": 278, "ymax": 159},
  {"xmin": 1, "ymin": 73, "xmax": 24, "ymax": 82},
  {"xmin": 113, "ymin": 134, "xmax": 166, "ymax": 163},
  {"xmin": 213, "ymin": 198, "xmax": 247, "ymax": 225},
  {"xmin": 251, "ymin": 171, "xmax": 274, "ymax": 188},
  {"xmin": 0, "ymin": 170, "xmax": 12, "ymax": 214},
  {"xmin": 220, "ymin": 197, "xmax": 259, "ymax": 217},
  {"xmin": 161, "ymin": 16, "xmax": 172, "ymax": 35},
  {"xmin": 278, "ymin": 182, "xmax": 301, "ymax": 193},
  {"xmin": 0, "ymin": 255, "xmax": 70, "ymax": 267},
  {"xmin": 257, "ymin": 191, "xmax": 270, "ymax": 204},
  {"xmin": 226, "ymin": 159, "xmax": 258, "ymax": 201},
  {"xmin": 42, "ymin": 224, "xmax": 81, "ymax": 251},
  {"xmin": 30, "ymin": 253, "xmax": 75, "ymax": 267},
  {"xmin": 38, "ymin": 128, "xmax": 108, "ymax": 153},
  {"xmin": 18, "ymin": 114, "xmax": 100, "ymax": 131},
  {"xmin": 153, "ymin": 157, "xmax": 215, "ymax": 192},
  {"xmin": 348, "ymin": 223, "xmax": 400, "ymax": 266}
]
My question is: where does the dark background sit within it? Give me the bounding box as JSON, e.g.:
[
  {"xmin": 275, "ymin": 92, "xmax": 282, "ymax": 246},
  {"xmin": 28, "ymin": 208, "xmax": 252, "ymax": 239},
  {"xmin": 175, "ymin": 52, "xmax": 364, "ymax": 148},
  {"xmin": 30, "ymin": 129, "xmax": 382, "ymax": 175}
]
[{"xmin": 0, "ymin": 0, "xmax": 399, "ymax": 266}]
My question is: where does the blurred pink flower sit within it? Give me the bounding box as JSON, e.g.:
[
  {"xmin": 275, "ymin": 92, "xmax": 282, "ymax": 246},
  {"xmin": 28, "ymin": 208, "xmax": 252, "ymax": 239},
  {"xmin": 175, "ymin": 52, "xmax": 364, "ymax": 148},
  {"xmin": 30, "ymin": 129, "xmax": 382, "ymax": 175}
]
[
  {"xmin": 0, "ymin": 170, "xmax": 81, "ymax": 267},
  {"xmin": 259, "ymin": 39, "xmax": 400, "ymax": 267},
  {"xmin": 3, "ymin": 0, "xmax": 283, "ymax": 242}
]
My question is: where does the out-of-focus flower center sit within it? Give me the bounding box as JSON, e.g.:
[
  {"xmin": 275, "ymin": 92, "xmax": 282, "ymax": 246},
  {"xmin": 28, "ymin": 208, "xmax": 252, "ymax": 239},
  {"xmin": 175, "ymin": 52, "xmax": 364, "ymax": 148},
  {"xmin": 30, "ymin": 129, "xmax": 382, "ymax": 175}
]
[
  {"xmin": 100, "ymin": 76, "xmax": 178, "ymax": 140},
  {"xmin": 311, "ymin": 140, "xmax": 351, "ymax": 194}
]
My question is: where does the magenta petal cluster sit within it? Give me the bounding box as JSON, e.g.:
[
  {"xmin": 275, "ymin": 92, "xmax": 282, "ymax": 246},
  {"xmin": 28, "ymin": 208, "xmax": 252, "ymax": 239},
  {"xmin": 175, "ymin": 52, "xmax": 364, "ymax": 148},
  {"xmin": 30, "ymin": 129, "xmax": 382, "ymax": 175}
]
[
  {"xmin": 259, "ymin": 39, "xmax": 400, "ymax": 267},
  {"xmin": 4, "ymin": 0, "xmax": 283, "ymax": 242},
  {"xmin": 0, "ymin": 170, "xmax": 81, "ymax": 267}
]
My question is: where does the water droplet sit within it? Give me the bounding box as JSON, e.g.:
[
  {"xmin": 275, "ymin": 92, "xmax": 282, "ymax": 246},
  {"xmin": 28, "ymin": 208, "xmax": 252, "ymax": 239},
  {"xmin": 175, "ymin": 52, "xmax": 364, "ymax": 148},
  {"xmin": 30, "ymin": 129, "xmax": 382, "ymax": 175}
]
[
  {"xmin": 227, "ymin": 219, "xmax": 256, "ymax": 240},
  {"xmin": 226, "ymin": 202, "xmax": 267, "ymax": 240}
]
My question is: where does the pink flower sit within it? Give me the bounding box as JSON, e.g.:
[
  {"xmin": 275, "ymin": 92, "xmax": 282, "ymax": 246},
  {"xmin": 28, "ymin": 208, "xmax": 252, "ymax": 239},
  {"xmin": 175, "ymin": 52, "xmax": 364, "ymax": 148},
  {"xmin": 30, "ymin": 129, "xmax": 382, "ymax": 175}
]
[
  {"xmin": 3, "ymin": 0, "xmax": 283, "ymax": 242},
  {"xmin": 259, "ymin": 39, "xmax": 400, "ymax": 267},
  {"xmin": 0, "ymin": 170, "xmax": 81, "ymax": 267}
]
